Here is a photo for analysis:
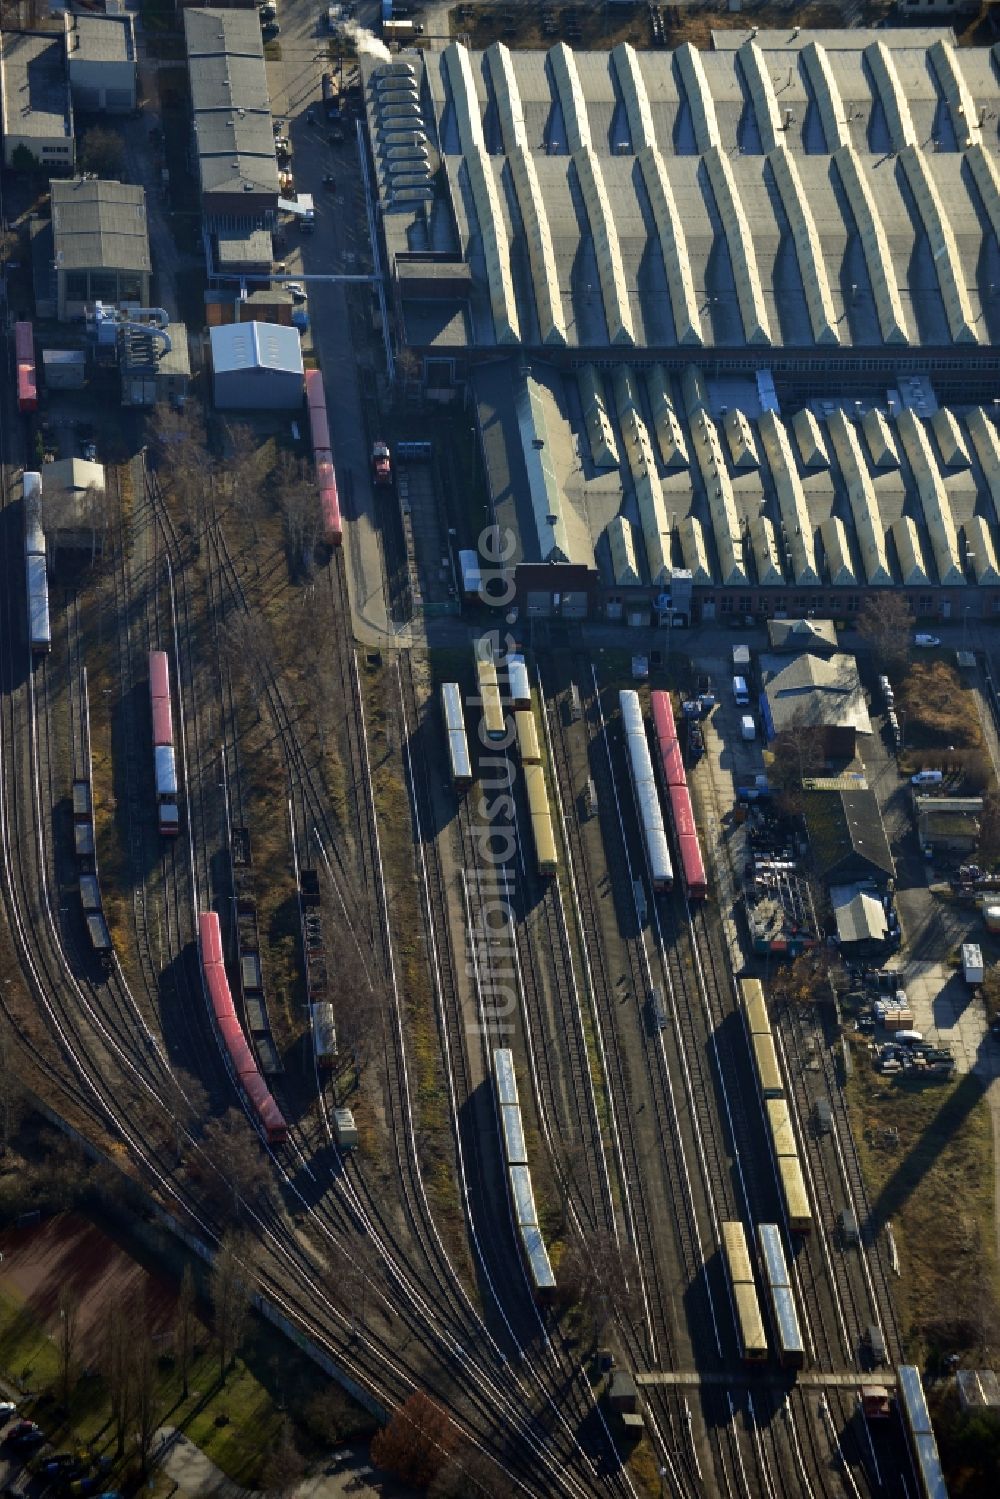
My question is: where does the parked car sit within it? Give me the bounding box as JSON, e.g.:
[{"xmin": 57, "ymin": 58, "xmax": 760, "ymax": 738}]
[
  {"xmin": 284, "ymin": 282, "xmax": 306, "ymax": 302},
  {"xmin": 262, "ymin": 20, "xmax": 280, "ymax": 38},
  {"xmin": 911, "ymin": 769, "xmax": 944, "ymax": 787},
  {"xmin": 0, "ymin": 1402, "xmax": 17, "ymax": 1420},
  {"xmin": 914, "ymin": 633, "xmax": 941, "ymax": 648},
  {"xmin": 7, "ymin": 1421, "xmax": 44, "ymax": 1447}
]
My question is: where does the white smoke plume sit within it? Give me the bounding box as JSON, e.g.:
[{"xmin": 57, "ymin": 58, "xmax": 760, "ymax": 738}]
[{"xmin": 343, "ymin": 22, "xmax": 392, "ymax": 63}]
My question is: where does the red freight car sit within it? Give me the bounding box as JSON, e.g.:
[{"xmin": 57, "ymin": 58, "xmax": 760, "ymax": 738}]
[
  {"xmin": 15, "ymin": 322, "xmax": 38, "ymax": 414},
  {"xmin": 198, "ymin": 912, "xmax": 287, "ymax": 1145}
]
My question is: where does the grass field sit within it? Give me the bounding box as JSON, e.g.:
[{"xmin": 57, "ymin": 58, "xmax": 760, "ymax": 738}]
[
  {"xmin": 0, "ymin": 1213, "xmax": 371, "ymax": 1485},
  {"xmin": 846, "ymin": 1057, "xmax": 1000, "ymax": 1365}
]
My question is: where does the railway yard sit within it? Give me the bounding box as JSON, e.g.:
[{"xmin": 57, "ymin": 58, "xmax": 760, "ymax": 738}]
[{"xmin": 2, "ymin": 0, "xmax": 1000, "ymax": 1496}]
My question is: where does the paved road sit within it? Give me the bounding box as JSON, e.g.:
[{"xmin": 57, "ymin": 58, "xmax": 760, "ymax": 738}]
[
  {"xmin": 267, "ymin": 0, "xmax": 401, "ymax": 644},
  {"xmin": 157, "ymin": 1427, "xmax": 415, "ymax": 1499}
]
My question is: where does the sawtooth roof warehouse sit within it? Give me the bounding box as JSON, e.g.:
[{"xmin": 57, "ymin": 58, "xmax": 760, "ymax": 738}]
[{"xmin": 366, "ymin": 29, "xmax": 1000, "ymax": 625}]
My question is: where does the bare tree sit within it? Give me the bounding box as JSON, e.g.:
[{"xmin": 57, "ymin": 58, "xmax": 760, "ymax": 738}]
[
  {"xmin": 211, "ymin": 1231, "xmax": 254, "ymax": 1383},
  {"xmin": 221, "ymin": 421, "xmax": 265, "ymax": 544},
  {"xmin": 56, "ymin": 1286, "xmax": 80, "ymax": 1411},
  {"xmin": 200, "ymin": 1109, "xmax": 273, "ymax": 1219},
  {"xmin": 556, "ymin": 1230, "xmax": 639, "ymax": 1347},
  {"xmin": 273, "ymin": 453, "xmax": 319, "ymax": 576},
  {"xmin": 174, "ymin": 1262, "xmax": 199, "ymax": 1400},
  {"xmin": 131, "ymin": 1312, "xmax": 159, "ymax": 1478},
  {"xmin": 154, "ymin": 405, "xmax": 214, "ymax": 537},
  {"xmin": 0, "ymin": 1015, "xmax": 26, "ymax": 1153},
  {"xmin": 857, "ymin": 593, "xmax": 914, "ymax": 679},
  {"xmin": 260, "ymin": 1419, "xmax": 307, "ymax": 1496},
  {"xmin": 103, "ymin": 1300, "xmax": 132, "ymax": 1457}
]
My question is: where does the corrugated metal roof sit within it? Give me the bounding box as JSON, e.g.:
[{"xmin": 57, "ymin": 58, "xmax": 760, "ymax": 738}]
[
  {"xmin": 896, "ymin": 409, "xmax": 965, "ymax": 585},
  {"xmin": 758, "ymin": 412, "xmax": 820, "ymax": 586},
  {"xmin": 607, "ymin": 515, "xmax": 641, "ymax": 587},
  {"xmin": 51, "ymin": 178, "xmax": 149, "ymax": 274},
  {"xmin": 832, "ymin": 884, "xmax": 888, "ymax": 943},
  {"xmin": 578, "ymin": 365, "xmax": 619, "ymax": 468},
  {"xmin": 825, "ymin": 410, "xmax": 892, "ymax": 584},
  {"xmin": 211, "ymin": 321, "xmax": 303, "ymax": 376}
]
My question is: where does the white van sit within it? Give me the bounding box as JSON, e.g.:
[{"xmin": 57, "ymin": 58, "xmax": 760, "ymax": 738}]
[
  {"xmin": 740, "ymin": 714, "xmax": 756, "ymax": 741},
  {"xmin": 911, "ymin": 769, "xmax": 943, "ymax": 787},
  {"xmin": 732, "ymin": 675, "xmax": 749, "ymax": 706}
]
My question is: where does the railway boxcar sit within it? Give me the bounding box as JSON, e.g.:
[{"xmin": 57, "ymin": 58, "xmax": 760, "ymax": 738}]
[
  {"xmin": 499, "ymin": 1101, "xmax": 528, "ymax": 1166},
  {"xmin": 524, "ymin": 763, "xmax": 558, "ymax": 877},
  {"xmin": 316, "ymin": 464, "xmax": 342, "ymax": 548},
  {"xmin": 493, "ymin": 1046, "xmax": 518, "ymax": 1107},
  {"xmin": 766, "ymin": 1097, "xmax": 798, "ymax": 1161},
  {"xmin": 474, "ymin": 652, "xmax": 507, "ymax": 742},
  {"xmin": 310, "ymin": 1001, "xmax": 337, "ymax": 1069},
  {"xmin": 15, "ymin": 322, "xmax": 37, "ymax": 413},
  {"xmin": 24, "ymin": 474, "xmax": 45, "ymax": 559},
  {"xmin": 72, "ymin": 778, "xmax": 92, "ymax": 822},
  {"xmin": 79, "ymin": 873, "xmax": 102, "ymax": 913},
  {"xmin": 506, "ymin": 653, "xmax": 531, "ymax": 710},
  {"xmin": 778, "ymin": 1154, "xmax": 813, "ymax": 1233},
  {"xmin": 752, "ymin": 1031, "xmax": 784, "ymax": 1100},
  {"xmin": 741, "ymin": 977, "xmax": 769, "ymax": 1038},
  {"xmin": 721, "ymin": 1221, "xmax": 768, "ymax": 1362},
  {"xmin": 441, "ymin": 682, "xmax": 472, "ymax": 789},
  {"xmin": 509, "ymin": 1164, "xmax": 557, "ymax": 1296},
  {"xmin": 897, "ymin": 1365, "xmax": 947, "ymax": 1499},
  {"xmin": 670, "ymin": 784, "xmax": 708, "ymax": 898},
  {"xmin": 620, "ymin": 690, "xmax": 673, "ymax": 891},
  {"xmin": 650, "ymin": 688, "xmax": 677, "ymax": 755},
  {"xmin": 149, "ymin": 651, "xmax": 179, "ymax": 835},
  {"xmin": 85, "ymin": 911, "xmax": 113, "ymax": 967},
  {"xmin": 458, "ymin": 549, "xmax": 481, "ymax": 601},
  {"xmin": 198, "ymin": 911, "xmax": 287, "ymax": 1145},
  {"xmin": 515, "ymin": 708, "xmax": 541, "ymax": 765},
  {"xmin": 333, "ymin": 1107, "xmax": 359, "ymax": 1148},
  {"xmin": 757, "ymin": 1223, "xmax": 806, "ymax": 1369},
  {"xmin": 304, "ymin": 370, "xmax": 342, "ymax": 547},
  {"xmin": 26, "ymin": 554, "xmax": 51, "ymax": 655}
]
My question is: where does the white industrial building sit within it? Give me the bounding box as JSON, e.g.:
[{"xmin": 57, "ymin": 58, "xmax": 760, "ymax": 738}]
[{"xmin": 210, "ymin": 321, "xmax": 303, "ymax": 409}]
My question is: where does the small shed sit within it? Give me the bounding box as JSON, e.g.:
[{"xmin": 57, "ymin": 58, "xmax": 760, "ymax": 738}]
[
  {"xmin": 42, "ymin": 457, "xmax": 106, "ymax": 556},
  {"xmin": 767, "ymin": 619, "xmax": 838, "ymax": 656},
  {"xmin": 831, "ymin": 885, "xmax": 888, "ymax": 950},
  {"xmin": 210, "ymin": 320, "xmax": 303, "ymax": 410},
  {"xmin": 42, "ymin": 349, "xmax": 86, "ymax": 390},
  {"xmin": 956, "ymin": 1368, "xmax": 1000, "ymax": 1417}
]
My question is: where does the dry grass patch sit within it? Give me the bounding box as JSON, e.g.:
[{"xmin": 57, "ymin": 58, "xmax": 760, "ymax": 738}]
[{"xmin": 847, "ymin": 1055, "xmax": 1000, "ymax": 1364}]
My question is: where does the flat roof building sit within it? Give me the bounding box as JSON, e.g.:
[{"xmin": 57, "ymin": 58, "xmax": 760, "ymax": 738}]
[
  {"xmin": 184, "ymin": 6, "xmax": 278, "ymax": 226},
  {"xmin": 67, "ymin": 13, "xmax": 137, "ymax": 113},
  {"xmin": 50, "ymin": 177, "xmax": 151, "ymax": 320},
  {"xmin": 0, "ymin": 30, "xmax": 74, "ymax": 173}
]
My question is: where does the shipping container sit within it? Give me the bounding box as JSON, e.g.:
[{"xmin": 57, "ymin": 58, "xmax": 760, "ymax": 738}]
[{"xmin": 332, "ymin": 1109, "xmax": 359, "ymax": 1151}]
